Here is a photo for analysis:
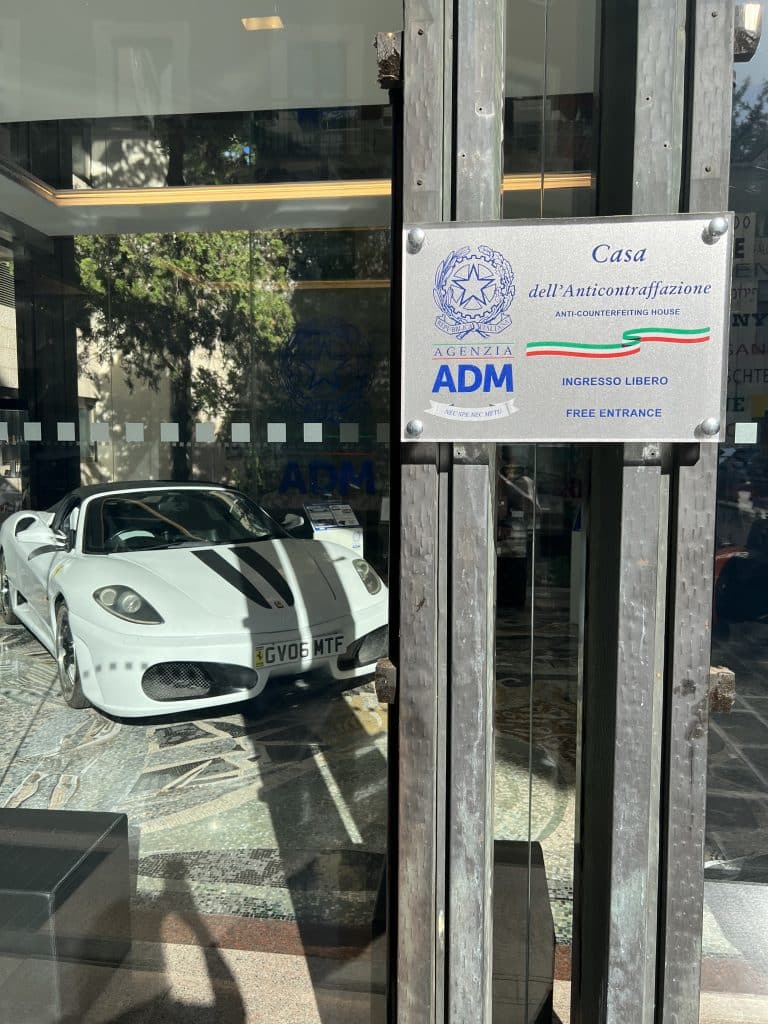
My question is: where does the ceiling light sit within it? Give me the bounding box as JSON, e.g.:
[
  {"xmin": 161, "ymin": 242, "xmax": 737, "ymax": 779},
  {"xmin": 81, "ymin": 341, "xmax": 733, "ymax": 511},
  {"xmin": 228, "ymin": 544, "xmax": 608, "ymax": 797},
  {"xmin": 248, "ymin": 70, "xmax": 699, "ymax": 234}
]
[
  {"xmin": 740, "ymin": 4, "xmax": 762, "ymax": 34},
  {"xmin": 241, "ymin": 15, "xmax": 284, "ymax": 31}
]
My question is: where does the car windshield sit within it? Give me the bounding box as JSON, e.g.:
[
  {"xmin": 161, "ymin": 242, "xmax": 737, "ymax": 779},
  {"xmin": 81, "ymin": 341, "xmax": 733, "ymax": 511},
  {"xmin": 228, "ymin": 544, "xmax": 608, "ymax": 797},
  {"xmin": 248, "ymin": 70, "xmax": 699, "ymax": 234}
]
[{"xmin": 82, "ymin": 488, "xmax": 282, "ymax": 554}]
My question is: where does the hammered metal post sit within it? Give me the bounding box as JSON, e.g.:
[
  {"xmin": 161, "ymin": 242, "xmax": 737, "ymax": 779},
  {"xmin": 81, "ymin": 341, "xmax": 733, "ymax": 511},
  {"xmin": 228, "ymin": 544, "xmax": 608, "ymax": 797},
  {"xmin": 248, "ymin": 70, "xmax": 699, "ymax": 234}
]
[
  {"xmin": 574, "ymin": 2, "xmax": 687, "ymax": 1022},
  {"xmin": 447, "ymin": 1, "xmax": 505, "ymax": 1022},
  {"xmin": 658, "ymin": 3, "xmax": 735, "ymax": 1022},
  {"xmin": 577, "ymin": 444, "xmax": 665, "ymax": 1024},
  {"xmin": 396, "ymin": 4, "xmax": 449, "ymax": 1022}
]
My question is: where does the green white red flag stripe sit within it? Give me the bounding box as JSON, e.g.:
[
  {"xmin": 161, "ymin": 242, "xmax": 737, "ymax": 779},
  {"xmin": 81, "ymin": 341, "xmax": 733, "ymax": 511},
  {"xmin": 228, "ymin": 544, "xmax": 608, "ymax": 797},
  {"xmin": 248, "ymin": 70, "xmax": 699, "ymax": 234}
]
[
  {"xmin": 526, "ymin": 340, "xmax": 641, "ymax": 359},
  {"xmin": 526, "ymin": 326, "xmax": 710, "ymax": 358},
  {"xmin": 622, "ymin": 326, "xmax": 710, "ymax": 344}
]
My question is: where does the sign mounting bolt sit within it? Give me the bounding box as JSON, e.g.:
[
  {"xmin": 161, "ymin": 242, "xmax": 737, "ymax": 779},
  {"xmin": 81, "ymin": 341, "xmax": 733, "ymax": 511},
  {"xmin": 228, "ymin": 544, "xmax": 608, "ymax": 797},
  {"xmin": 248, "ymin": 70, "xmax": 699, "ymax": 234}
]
[
  {"xmin": 405, "ymin": 418, "xmax": 424, "ymax": 438},
  {"xmin": 703, "ymin": 216, "xmax": 728, "ymax": 243},
  {"xmin": 699, "ymin": 416, "xmax": 721, "ymax": 436},
  {"xmin": 407, "ymin": 227, "xmax": 426, "ymax": 253},
  {"xmin": 642, "ymin": 444, "xmax": 660, "ymax": 462}
]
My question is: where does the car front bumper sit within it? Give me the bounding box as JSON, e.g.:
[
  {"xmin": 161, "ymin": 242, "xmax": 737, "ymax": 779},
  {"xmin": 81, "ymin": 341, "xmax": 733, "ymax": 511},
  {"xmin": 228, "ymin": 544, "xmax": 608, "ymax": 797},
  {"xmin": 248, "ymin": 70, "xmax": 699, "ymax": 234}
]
[{"xmin": 69, "ymin": 605, "xmax": 388, "ymax": 717}]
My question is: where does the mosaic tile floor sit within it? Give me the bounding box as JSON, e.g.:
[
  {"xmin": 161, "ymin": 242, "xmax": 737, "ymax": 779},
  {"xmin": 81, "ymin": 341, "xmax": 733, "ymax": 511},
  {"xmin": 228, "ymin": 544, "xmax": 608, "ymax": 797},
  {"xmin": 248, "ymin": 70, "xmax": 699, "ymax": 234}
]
[
  {"xmin": 0, "ymin": 624, "xmax": 389, "ymax": 932},
  {"xmin": 706, "ymin": 622, "xmax": 768, "ymax": 880},
  {"xmin": 495, "ymin": 594, "xmax": 580, "ymax": 946},
  {"xmin": 698, "ymin": 623, "xmax": 768, "ymax": 1003},
  {"xmin": 495, "ymin": 592, "xmax": 768, "ymax": 970},
  {"xmin": 8, "ymin": 589, "xmax": 766, "ymax": 1011},
  {"xmin": 0, "ymin": 605, "xmax": 580, "ymax": 947}
]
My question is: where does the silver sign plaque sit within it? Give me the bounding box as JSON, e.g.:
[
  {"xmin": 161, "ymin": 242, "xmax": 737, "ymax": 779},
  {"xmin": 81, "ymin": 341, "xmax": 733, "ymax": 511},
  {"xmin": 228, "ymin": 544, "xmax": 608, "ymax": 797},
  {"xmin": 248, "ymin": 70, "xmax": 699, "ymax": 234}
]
[{"xmin": 401, "ymin": 213, "xmax": 732, "ymax": 442}]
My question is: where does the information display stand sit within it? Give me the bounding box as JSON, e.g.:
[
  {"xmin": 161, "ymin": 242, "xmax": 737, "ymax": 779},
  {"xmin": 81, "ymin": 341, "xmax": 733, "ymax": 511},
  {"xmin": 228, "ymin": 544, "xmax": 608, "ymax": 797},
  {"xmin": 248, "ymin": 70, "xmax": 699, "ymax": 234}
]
[{"xmin": 304, "ymin": 502, "xmax": 364, "ymax": 556}]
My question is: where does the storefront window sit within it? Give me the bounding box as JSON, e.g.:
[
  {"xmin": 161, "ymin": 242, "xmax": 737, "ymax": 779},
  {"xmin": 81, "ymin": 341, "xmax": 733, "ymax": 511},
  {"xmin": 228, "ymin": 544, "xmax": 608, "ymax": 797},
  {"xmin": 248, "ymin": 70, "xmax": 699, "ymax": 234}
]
[
  {"xmin": 701, "ymin": 15, "xmax": 768, "ymax": 1020},
  {"xmin": 0, "ymin": 3, "xmax": 397, "ymax": 1021}
]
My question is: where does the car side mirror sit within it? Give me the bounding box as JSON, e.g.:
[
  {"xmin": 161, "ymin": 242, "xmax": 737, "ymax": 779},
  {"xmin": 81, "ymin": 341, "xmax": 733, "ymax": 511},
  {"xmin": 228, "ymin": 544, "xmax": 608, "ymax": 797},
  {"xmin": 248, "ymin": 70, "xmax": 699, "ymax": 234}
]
[
  {"xmin": 281, "ymin": 513, "xmax": 305, "ymax": 532},
  {"xmin": 52, "ymin": 528, "xmax": 69, "ymax": 549}
]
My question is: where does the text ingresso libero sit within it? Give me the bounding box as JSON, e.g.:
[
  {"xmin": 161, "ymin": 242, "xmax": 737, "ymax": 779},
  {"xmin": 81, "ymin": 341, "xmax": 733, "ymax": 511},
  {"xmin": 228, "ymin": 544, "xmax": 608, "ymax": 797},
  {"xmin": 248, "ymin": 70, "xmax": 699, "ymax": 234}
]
[{"xmin": 560, "ymin": 375, "xmax": 669, "ymax": 386}]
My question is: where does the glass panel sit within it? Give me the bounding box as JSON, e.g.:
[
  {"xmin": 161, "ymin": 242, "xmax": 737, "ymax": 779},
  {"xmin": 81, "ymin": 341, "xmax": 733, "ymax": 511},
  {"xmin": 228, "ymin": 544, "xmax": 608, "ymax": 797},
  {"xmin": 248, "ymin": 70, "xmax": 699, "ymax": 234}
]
[
  {"xmin": 495, "ymin": 2, "xmax": 597, "ymax": 1021},
  {"xmin": 503, "ymin": 0, "xmax": 547, "ymax": 220},
  {"xmin": 0, "ymin": 4, "xmax": 396, "ymax": 1022},
  {"xmin": 701, "ymin": 18, "xmax": 768, "ymax": 1021},
  {"xmin": 0, "ymin": 2, "xmax": 389, "ymax": 123},
  {"xmin": 503, "ymin": 0, "xmax": 596, "ymax": 221},
  {"xmin": 494, "ymin": 444, "xmax": 588, "ymax": 1024}
]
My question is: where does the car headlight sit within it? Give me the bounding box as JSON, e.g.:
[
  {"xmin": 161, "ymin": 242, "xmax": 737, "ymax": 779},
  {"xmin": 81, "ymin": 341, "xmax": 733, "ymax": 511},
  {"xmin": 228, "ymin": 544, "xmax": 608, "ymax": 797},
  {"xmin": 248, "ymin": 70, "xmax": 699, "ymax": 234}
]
[
  {"xmin": 94, "ymin": 586, "xmax": 164, "ymax": 624},
  {"xmin": 353, "ymin": 559, "xmax": 382, "ymax": 595}
]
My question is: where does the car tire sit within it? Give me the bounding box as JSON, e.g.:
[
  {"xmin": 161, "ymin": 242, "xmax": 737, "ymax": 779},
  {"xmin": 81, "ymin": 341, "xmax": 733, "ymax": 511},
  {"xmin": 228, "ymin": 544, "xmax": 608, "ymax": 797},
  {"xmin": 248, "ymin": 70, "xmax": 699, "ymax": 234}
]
[
  {"xmin": 55, "ymin": 602, "xmax": 90, "ymax": 709},
  {"xmin": 0, "ymin": 551, "xmax": 20, "ymax": 625}
]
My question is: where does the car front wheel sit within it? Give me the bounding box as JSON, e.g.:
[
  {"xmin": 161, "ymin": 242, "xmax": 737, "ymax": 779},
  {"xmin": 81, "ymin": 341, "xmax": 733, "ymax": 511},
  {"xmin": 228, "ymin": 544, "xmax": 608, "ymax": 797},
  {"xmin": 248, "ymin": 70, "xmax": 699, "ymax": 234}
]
[
  {"xmin": 55, "ymin": 602, "xmax": 90, "ymax": 709},
  {"xmin": 0, "ymin": 552, "xmax": 20, "ymax": 625}
]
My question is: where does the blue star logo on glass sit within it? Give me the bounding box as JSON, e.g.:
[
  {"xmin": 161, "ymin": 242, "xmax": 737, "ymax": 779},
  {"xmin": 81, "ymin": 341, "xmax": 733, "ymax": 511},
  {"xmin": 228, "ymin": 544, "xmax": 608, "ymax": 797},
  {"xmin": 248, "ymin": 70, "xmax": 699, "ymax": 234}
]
[
  {"xmin": 434, "ymin": 245, "xmax": 515, "ymax": 338},
  {"xmin": 277, "ymin": 318, "xmax": 373, "ymax": 422}
]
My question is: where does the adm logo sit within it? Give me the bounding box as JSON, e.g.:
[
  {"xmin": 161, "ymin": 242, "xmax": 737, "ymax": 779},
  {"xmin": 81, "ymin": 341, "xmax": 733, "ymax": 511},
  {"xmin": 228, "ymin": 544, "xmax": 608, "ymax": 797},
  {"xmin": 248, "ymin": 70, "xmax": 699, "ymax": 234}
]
[
  {"xmin": 427, "ymin": 244, "xmax": 518, "ymax": 420},
  {"xmin": 434, "ymin": 244, "xmax": 515, "ymax": 339},
  {"xmin": 432, "ymin": 363, "xmax": 513, "ymax": 394}
]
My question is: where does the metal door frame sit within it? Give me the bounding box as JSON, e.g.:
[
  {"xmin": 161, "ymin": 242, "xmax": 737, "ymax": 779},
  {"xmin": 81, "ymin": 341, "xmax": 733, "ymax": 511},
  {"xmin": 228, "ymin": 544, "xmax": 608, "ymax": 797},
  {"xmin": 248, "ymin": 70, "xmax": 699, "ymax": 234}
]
[
  {"xmin": 392, "ymin": 3, "xmax": 504, "ymax": 1023},
  {"xmin": 391, "ymin": 0, "xmax": 734, "ymax": 1021}
]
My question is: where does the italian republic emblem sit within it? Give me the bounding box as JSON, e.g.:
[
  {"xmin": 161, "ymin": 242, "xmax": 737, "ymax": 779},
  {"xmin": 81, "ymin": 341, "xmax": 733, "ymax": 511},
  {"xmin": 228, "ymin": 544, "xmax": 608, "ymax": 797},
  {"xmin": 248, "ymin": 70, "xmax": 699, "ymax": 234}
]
[{"xmin": 433, "ymin": 245, "xmax": 515, "ymax": 338}]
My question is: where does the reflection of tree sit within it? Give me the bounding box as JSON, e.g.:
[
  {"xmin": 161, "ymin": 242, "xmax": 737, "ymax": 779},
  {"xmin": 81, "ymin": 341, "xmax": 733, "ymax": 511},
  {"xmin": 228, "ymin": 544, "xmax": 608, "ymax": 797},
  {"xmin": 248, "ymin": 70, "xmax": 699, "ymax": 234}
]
[
  {"xmin": 732, "ymin": 78, "xmax": 768, "ymax": 164},
  {"xmin": 284, "ymin": 229, "xmax": 390, "ymax": 281},
  {"xmin": 76, "ymin": 232, "xmax": 294, "ymax": 480}
]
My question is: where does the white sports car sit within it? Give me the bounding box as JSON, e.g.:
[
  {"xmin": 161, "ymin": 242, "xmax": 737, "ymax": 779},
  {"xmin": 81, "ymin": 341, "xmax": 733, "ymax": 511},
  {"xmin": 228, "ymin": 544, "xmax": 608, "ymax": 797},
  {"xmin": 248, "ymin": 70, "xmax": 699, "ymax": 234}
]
[{"xmin": 0, "ymin": 482, "xmax": 389, "ymax": 718}]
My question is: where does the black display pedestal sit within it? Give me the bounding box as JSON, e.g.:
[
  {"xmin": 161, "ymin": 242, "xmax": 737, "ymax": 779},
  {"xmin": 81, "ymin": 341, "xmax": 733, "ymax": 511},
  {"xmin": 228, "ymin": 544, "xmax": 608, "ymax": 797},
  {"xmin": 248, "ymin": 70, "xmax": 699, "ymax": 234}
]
[
  {"xmin": 0, "ymin": 808, "xmax": 131, "ymax": 1023},
  {"xmin": 493, "ymin": 840, "xmax": 556, "ymax": 1024}
]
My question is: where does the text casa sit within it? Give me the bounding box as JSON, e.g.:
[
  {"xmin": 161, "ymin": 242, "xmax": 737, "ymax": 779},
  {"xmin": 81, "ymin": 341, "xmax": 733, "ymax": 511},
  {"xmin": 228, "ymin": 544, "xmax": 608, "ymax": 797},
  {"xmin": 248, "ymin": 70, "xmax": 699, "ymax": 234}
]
[{"xmin": 592, "ymin": 244, "xmax": 647, "ymax": 263}]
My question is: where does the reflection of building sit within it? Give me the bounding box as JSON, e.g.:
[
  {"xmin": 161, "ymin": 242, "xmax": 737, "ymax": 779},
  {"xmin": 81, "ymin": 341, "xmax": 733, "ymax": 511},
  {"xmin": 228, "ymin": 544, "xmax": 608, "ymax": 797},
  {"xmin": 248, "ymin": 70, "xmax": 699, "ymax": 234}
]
[
  {"xmin": 0, "ymin": 260, "xmax": 21, "ymax": 520},
  {"xmin": 0, "ymin": 262, "xmax": 18, "ymax": 397}
]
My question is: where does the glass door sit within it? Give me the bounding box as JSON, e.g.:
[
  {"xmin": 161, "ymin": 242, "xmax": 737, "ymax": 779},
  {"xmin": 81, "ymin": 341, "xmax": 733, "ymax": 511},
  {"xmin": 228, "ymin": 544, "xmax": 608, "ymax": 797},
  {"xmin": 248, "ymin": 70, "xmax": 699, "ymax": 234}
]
[
  {"xmin": 0, "ymin": 4, "xmax": 397, "ymax": 1022},
  {"xmin": 494, "ymin": 444, "xmax": 590, "ymax": 1024},
  {"xmin": 493, "ymin": 1, "xmax": 597, "ymax": 1020},
  {"xmin": 700, "ymin": 16, "xmax": 768, "ymax": 1020}
]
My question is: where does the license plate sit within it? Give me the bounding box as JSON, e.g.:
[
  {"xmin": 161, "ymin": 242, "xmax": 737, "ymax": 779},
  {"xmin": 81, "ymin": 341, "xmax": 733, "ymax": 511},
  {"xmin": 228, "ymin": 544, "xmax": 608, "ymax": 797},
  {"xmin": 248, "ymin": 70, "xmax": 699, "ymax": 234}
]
[{"xmin": 253, "ymin": 633, "xmax": 344, "ymax": 668}]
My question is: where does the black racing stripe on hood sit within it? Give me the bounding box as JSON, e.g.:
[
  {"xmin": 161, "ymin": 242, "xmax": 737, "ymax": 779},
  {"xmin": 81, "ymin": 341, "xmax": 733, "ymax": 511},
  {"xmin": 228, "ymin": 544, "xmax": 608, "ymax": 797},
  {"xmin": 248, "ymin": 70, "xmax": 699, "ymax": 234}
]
[
  {"xmin": 192, "ymin": 549, "xmax": 271, "ymax": 609},
  {"xmin": 232, "ymin": 547, "xmax": 295, "ymax": 607}
]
